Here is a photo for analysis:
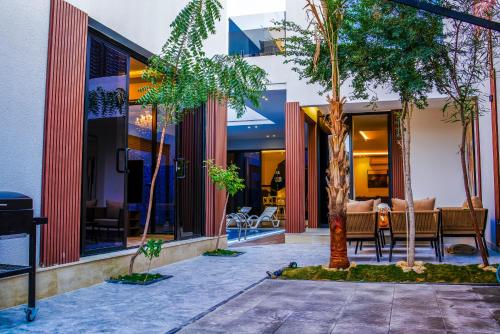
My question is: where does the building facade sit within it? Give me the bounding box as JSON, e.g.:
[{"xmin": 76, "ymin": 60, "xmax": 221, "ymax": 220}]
[{"xmin": 0, "ymin": 0, "xmax": 499, "ymax": 309}]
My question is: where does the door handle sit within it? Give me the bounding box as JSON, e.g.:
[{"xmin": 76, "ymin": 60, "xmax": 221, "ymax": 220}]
[
  {"xmin": 116, "ymin": 148, "xmax": 127, "ymax": 173},
  {"xmin": 175, "ymin": 158, "xmax": 186, "ymax": 179}
]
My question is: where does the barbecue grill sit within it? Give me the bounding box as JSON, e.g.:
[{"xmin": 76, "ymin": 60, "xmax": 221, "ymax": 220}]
[{"xmin": 0, "ymin": 192, "xmax": 47, "ymax": 322}]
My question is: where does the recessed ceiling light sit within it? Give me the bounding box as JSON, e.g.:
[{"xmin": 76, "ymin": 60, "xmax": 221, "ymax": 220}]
[
  {"xmin": 272, "ymin": 134, "xmax": 276, "ymax": 138},
  {"xmin": 359, "ymin": 131, "xmax": 369, "ymax": 141},
  {"xmin": 266, "ymin": 135, "xmax": 270, "ymax": 138},
  {"xmin": 247, "ymin": 126, "xmax": 251, "ymax": 129}
]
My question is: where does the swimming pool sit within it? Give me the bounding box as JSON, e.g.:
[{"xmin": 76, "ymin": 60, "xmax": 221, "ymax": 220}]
[{"xmin": 227, "ymin": 228, "xmax": 284, "ymax": 243}]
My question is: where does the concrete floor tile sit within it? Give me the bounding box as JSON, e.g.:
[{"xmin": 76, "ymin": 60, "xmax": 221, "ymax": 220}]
[
  {"xmin": 443, "ymin": 315, "xmax": 500, "ymax": 333},
  {"xmin": 274, "ymin": 319, "xmax": 334, "ymax": 334},
  {"xmin": 332, "ymin": 323, "xmax": 389, "ymax": 334},
  {"xmin": 389, "ymin": 314, "xmax": 446, "ymax": 331}
]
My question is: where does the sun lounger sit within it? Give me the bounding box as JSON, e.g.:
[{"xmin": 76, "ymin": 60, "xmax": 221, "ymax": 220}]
[{"xmin": 247, "ymin": 206, "xmax": 280, "ymax": 228}]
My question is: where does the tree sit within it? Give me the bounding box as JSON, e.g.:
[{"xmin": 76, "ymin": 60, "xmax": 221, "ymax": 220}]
[
  {"xmin": 283, "ymin": 0, "xmax": 351, "ymax": 269},
  {"xmin": 432, "ymin": 0, "xmax": 498, "ymax": 266},
  {"xmin": 205, "ymin": 160, "xmax": 245, "ymax": 250},
  {"xmin": 344, "ymin": 0, "xmax": 444, "ymax": 266},
  {"xmin": 129, "ymin": 0, "xmax": 268, "ymax": 274}
]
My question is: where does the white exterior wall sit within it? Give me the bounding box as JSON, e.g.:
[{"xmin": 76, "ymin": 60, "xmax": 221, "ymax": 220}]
[
  {"xmin": 410, "ymin": 108, "xmax": 465, "ymax": 207},
  {"xmin": 66, "ymin": 0, "xmax": 228, "ymax": 56},
  {"xmin": 477, "ymin": 67, "xmax": 500, "ymax": 246},
  {"xmin": 0, "ymin": 0, "xmax": 51, "ymax": 265}
]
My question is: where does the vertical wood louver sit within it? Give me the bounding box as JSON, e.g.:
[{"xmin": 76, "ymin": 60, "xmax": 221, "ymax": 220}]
[
  {"xmin": 41, "ymin": 0, "xmax": 88, "ymax": 266},
  {"xmin": 205, "ymin": 98, "xmax": 228, "ymax": 237},
  {"xmin": 285, "ymin": 102, "xmax": 306, "ymax": 233}
]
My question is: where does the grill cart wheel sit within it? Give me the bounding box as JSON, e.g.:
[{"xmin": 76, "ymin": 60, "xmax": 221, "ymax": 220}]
[{"xmin": 25, "ymin": 307, "xmax": 38, "ymax": 322}]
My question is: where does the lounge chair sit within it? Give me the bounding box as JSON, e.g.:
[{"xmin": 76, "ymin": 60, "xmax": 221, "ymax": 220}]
[
  {"xmin": 389, "ymin": 210, "xmax": 441, "ymax": 262},
  {"xmin": 439, "ymin": 207, "xmax": 489, "ymax": 257},
  {"xmin": 226, "ymin": 213, "xmax": 247, "ymax": 228},
  {"xmin": 346, "ymin": 212, "xmax": 382, "ymax": 262},
  {"xmin": 237, "ymin": 206, "xmax": 252, "ymax": 218},
  {"xmin": 247, "ymin": 206, "xmax": 280, "ymax": 228}
]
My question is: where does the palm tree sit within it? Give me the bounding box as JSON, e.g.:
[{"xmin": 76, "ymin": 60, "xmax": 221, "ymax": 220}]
[{"xmin": 284, "ymin": 0, "xmax": 350, "ymax": 269}]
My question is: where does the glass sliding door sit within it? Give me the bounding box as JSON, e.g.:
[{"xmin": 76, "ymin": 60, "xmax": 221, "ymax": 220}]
[
  {"xmin": 153, "ymin": 121, "xmax": 176, "ymax": 238},
  {"xmin": 351, "ymin": 114, "xmax": 390, "ymax": 203},
  {"xmin": 82, "ymin": 35, "xmax": 129, "ymax": 254},
  {"xmin": 127, "ymin": 58, "xmax": 177, "ymax": 245}
]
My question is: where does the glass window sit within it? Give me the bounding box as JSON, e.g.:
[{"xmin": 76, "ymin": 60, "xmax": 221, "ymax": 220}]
[{"xmin": 229, "ymin": 12, "xmax": 285, "ymax": 57}]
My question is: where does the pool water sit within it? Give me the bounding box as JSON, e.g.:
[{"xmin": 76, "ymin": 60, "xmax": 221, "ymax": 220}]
[{"xmin": 227, "ymin": 228, "xmax": 283, "ymax": 242}]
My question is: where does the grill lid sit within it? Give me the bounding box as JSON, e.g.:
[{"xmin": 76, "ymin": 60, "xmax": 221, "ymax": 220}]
[{"xmin": 0, "ymin": 192, "xmax": 33, "ymax": 211}]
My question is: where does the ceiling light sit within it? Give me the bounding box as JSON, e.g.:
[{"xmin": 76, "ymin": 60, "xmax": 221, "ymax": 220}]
[
  {"xmin": 359, "ymin": 131, "xmax": 369, "ymax": 141},
  {"xmin": 266, "ymin": 135, "xmax": 270, "ymax": 138},
  {"xmin": 272, "ymin": 134, "xmax": 276, "ymax": 138},
  {"xmin": 247, "ymin": 126, "xmax": 251, "ymax": 129},
  {"xmin": 254, "ymin": 126, "xmax": 258, "ymax": 128},
  {"xmin": 353, "ymin": 151, "xmax": 388, "ymax": 157}
]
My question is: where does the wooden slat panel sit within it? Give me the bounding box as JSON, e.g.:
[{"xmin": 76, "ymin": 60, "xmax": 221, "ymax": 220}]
[
  {"xmin": 391, "ymin": 112, "xmax": 405, "ymax": 200},
  {"xmin": 308, "ymin": 122, "xmax": 319, "ymax": 228},
  {"xmin": 205, "ymin": 98, "xmax": 228, "ymax": 237},
  {"xmin": 285, "ymin": 102, "xmax": 306, "ymax": 233},
  {"xmin": 177, "ymin": 109, "xmax": 204, "ymax": 236},
  {"xmin": 41, "ymin": 0, "xmax": 88, "ymax": 266}
]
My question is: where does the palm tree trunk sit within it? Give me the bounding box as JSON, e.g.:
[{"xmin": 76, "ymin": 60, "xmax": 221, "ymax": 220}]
[
  {"xmin": 326, "ymin": 98, "xmax": 350, "ymax": 269},
  {"xmin": 129, "ymin": 123, "xmax": 167, "ymax": 274},
  {"xmin": 215, "ymin": 193, "xmax": 230, "ymax": 250},
  {"xmin": 459, "ymin": 121, "xmax": 489, "ymax": 266},
  {"xmin": 400, "ymin": 102, "xmax": 415, "ymax": 267}
]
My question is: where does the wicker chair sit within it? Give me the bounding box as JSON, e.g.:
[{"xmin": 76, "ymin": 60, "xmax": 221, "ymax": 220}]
[
  {"xmin": 439, "ymin": 208, "xmax": 489, "ymax": 257},
  {"xmin": 346, "ymin": 212, "xmax": 382, "ymax": 262},
  {"xmin": 389, "ymin": 210, "xmax": 441, "ymax": 262}
]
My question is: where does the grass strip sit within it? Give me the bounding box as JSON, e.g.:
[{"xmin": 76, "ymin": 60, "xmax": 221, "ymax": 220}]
[{"xmin": 281, "ymin": 264, "xmax": 499, "ymax": 284}]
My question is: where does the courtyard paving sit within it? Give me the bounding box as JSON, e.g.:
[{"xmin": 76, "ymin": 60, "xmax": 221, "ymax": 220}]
[
  {"xmin": 0, "ymin": 240, "xmax": 499, "ymax": 333},
  {"xmin": 179, "ymin": 279, "xmax": 500, "ymax": 334}
]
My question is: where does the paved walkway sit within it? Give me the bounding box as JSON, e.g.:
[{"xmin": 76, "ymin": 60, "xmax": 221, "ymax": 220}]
[
  {"xmin": 0, "ymin": 242, "xmax": 498, "ymax": 333},
  {"xmin": 179, "ymin": 280, "xmax": 500, "ymax": 334}
]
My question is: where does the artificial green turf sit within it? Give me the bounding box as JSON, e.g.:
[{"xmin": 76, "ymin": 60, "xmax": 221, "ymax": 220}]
[
  {"xmin": 281, "ymin": 264, "xmax": 499, "ymax": 284},
  {"xmin": 111, "ymin": 273, "xmax": 164, "ymax": 283},
  {"xmin": 203, "ymin": 249, "xmax": 244, "ymax": 256}
]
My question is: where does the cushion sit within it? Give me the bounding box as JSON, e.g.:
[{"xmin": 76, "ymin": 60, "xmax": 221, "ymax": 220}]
[
  {"xmin": 392, "ymin": 198, "xmax": 435, "ymax": 211},
  {"xmin": 414, "ymin": 197, "xmax": 436, "ymax": 211},
  {"xmin": 86, "ymin": 199, "xmax": 97, "ymax": 208},
  {"xmin": 106, "ymin": 200, "xmax": 122, "ymax": 219},
  {"xmin": 462, "ymin": 196, "xmax": 483, "ymax": 209},
  {"xmin": 347, "ymin": 199, "xmax": 374, "ymax": 213},
  {"xmin": 392, "ymin": 198, "xmax": 407, "ymax": 211},
  {"xmin": 373, "ymin": 198, "xmax": 382, "ymax": 211}
]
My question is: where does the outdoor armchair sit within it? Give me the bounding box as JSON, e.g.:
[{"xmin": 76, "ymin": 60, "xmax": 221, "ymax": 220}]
[
  {"xmin": 247, "ymin": 206, "xmax": 280, "ymax": 228},
  {"xmin": 389, "ymin": 210, "xmax": 441, "ymax": 262},
  {"xmin": 346, "ymin": 211, "xmax": 382, "ymax": 262},
  {"xmin": 439, "ymin": 207, "xmax": 489, "ymax": 257}
]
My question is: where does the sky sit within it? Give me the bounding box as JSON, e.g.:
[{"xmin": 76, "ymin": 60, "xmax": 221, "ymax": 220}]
[{"xmin": 227, "ymin": 0, "xmax": 286, "ymax": 17}]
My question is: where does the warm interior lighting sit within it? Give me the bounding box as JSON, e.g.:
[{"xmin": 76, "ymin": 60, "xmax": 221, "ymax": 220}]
[
  {"xmin": 359, "ymin": 131, "xmax": 370, "ymax": 141},
  {"xmin": 302, "ymin": 106, "xmax": 319, "ymax": 122},
  {"xmin": 262, "ymin": 150, "xmax": 285, "ymax": 154},
  {"xmin": 129, "ymin": 70, "xmax": 145, "ymax": 79},
  {"xmin": 135, "ymin": 112, "xmax": 153, "ymax": 129},
  {"xmin": 353, "ymin": 151, "xmax": 388, "ymax": 157}
]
